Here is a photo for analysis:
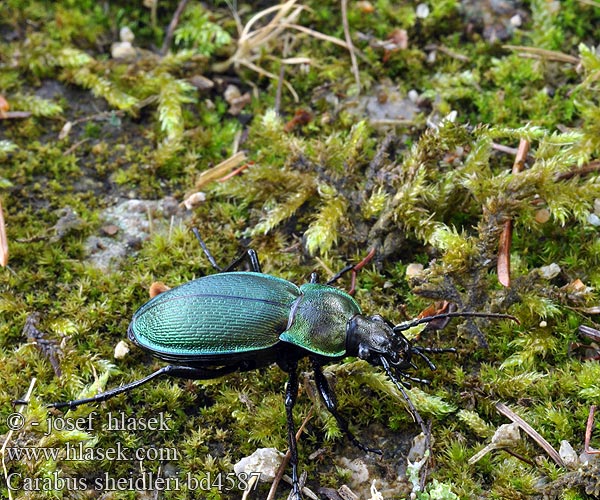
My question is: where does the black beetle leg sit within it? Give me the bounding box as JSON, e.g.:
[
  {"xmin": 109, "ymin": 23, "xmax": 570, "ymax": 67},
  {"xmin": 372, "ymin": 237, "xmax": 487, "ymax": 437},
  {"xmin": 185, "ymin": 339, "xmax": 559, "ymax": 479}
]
[
  {"xmin": 395, "ymin": 369, "xmax": 429, "ymax": 386},
  {"xmin": 410, "ymin": 346, "xmax": 456, "ymax": 371},
  {"xmin": 326, "ymin": 248, "xmax": 375, "ymax": 295},
  {"xmin": 309, "ymin": 272, "xmax": 319, "ymax": 284},
  {"xmin": 325, "ymin": 264, "xmax": 354, "ymax": 286},
  {"xmin": 284, "ymin": 360, "xmax": 302, "ymax": 500},
  {"xmin": 222, "ymin": 248, "xmax": 262, "ymax": 273},
  {"xmin": 48, "ymin": 365, "xmax": 238, "ymax": 410},
  {"xmin": 192, "ymin": 227, "xmax": 262, "ymax": 273},
  {"xmin": 380, "ymin": 356, "xmax": 430, "ymax": 446},
  {"xmin": 311, "ymin": 359, "xmax": 382, "ymax": 455}
]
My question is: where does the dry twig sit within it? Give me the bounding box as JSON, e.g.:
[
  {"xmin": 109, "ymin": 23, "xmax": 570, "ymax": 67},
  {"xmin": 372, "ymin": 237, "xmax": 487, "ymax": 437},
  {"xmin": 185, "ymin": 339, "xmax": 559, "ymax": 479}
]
[
  {"xmin": 555, "ymin": 159, "xmax": 600, "ymax": 181},
  {"xmin": 424, "ymin": 44, "xmax": 470, "ymax": 62},
  {"xmin": 585, "ymin": 405, "xmax": 600, "ymax": 454},
  {"xmin": 577, "ymin": 0, "xmax": 600, "ymax": 7},
  {"xmin": 341, "ymin": 0, "xmax": 361, "ymax": 93},
  {"xmin": 160, "ymin": 0, "xmax": 190, "ymax": 55},
  {"xmin": 0, "ymin": 111, "xmax": 32, "ymax": 119},
  {"xmin": 2, "ymin": 378, "xmax": 37, "ymax": 500},
  {"xmin": 23, "ymin": 313, "xmax": 62, "ymax": 378}
]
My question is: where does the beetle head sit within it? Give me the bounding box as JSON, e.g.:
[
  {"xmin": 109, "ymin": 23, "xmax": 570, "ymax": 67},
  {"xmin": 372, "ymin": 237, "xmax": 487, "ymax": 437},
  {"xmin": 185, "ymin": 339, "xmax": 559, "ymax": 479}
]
[
  {"xmin": 347, "ymin": 311, "xmax": 516, "ymax": 387},
  {"xmin": 346, "ymin": 314, "xmax": 412, "ymax": 366},
  {"xmin": 346, "ymin": 314, "xmax": 439, "ymax": 449}
]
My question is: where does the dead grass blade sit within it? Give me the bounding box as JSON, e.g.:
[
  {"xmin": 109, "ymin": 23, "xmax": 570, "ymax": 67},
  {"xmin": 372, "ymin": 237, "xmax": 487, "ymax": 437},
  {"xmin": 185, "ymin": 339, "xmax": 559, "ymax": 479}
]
[
  {"xmin": 0, "ymin": 198, "xmax": 8, "ymax": 267},
  {"xmin": 503, "ymin": 45, "xmax": 580, "ymax": 65},
  {"xmin": 195, "ymin": 151, "xmax": 247, "ymax": 189},
  {"xmin": 497, "ymin": 139, "xmax": 530, "ymax": 287},
  {"xmin": 215, "ymin": 0, "xmax": 349, "ymax": 102},
  {"xmin": 495, "ymin": 402, "xmax": 565, "ymax": 467}
]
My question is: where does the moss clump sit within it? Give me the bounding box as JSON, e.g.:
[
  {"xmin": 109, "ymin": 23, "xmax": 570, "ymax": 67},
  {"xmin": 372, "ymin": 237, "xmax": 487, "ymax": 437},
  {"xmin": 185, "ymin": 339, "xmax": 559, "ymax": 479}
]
[{"xmin": 1, "ymin": 1, "xmax": 600, "ymax": 499}]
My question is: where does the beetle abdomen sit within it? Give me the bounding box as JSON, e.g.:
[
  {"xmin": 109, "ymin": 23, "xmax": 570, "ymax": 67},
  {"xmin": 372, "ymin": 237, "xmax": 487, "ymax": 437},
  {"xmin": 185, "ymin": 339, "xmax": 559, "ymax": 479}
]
[{"xmin": 129, "ymin": 272, "xmax": 300, "ymax": 358}]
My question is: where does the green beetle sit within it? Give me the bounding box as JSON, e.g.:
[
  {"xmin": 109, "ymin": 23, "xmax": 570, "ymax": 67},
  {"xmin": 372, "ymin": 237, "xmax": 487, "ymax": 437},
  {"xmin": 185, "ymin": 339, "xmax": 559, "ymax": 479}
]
[{"xmin": 49, "ymin": 229, "xmax": 514, "ymax": 499}]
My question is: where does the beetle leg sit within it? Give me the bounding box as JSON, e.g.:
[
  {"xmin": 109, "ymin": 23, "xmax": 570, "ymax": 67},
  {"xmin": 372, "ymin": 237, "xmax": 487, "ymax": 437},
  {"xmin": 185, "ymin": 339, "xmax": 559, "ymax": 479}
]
[
  {"xmin": 312, "ymin": 359, "xmax": 382, "ymax": 455},
  {"xmin": 410, "ymin": 346, "xmax": 456, "ymax": 371},
  {"xmin": 222, "ymin": 248, "xmax": 262, "ymax": 273},
  {"xmin": 393, "ymin": 368, "xmax": 431, "ymax": 386},
  {"xmin": 192, "ymin": 227, "xmax": 262, "ymax": 273},
  {"xmin": 284, "ymin": 360, "xmax": 303, "ymax": 500},
  {"xmin": 48, "ymin": 365, "xmax": 237, "ymax": 410},
  {"xmin": 380, "ymin": 356, "xmax": 430, "ymax": 446},
  {"xmin": 309, "ymin": 272, "xmax": 319, "ymax": 284},
  {"xmin": 326, "ymin": 263, "xmax": 353, "ymax": 285},
  {"xmin": 325, "ymin": 247, "xmax": 375, "ymax": 295}
]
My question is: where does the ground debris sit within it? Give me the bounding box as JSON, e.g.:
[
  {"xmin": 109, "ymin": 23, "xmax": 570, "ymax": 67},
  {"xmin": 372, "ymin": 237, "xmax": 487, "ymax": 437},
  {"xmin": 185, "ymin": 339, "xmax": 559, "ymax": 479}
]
[{"xmin": 22, "ymin": 312, "xmax": 62, "ymax": 378}]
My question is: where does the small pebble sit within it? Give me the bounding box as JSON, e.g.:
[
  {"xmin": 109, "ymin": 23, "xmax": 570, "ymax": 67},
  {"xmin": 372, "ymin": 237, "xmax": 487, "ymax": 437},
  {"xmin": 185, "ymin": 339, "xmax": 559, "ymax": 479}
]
[
  {"xmin": 510, "ymin": 14, "xmax": 522, "ymax": 27},
  {"xmin": 587, "ymin": 213, "xmax": 600, "ymax": 227},
  {"xmin": 181, "ymin": 192, "xmax": 207, "ymax": 210},
  {"xmin": 101, "ymin": 225, "xmax": 119, "ymax": 236},
  {"xmin": 534, "ymin": 208, "xmax": 551, "ymax": 224},
  {"xmin": 111, "ymin": 41, "xmax": 136, "ymax": 59},
  {"xmin": 356, "ymin": 1, "xmax": 374, "ymax": 14},
  {"xmin": 189, "ymin": 75, "xmax": 214, "ymax": 90},
  {"xmin": 405, "ymin": 263, "xmax": 424, "ymax": 279},
  {"xmin": 114, "ymin": 340, "xmax": 130, "ymax": 359},
  {"xmin": 407, "ymin": 432, "xmax": 428, "ymax": 462},
  {"xmin": 407, "ymin": 89, "xmax": 419, "ymax": 103},
  {"xmin": 120, "ymin": 26, "xmax": 135, "ymax": 43},
  {"xmin": 338, "ymin": 457, "xmax": 369, "ymax": 485},
  {"xmin": 234, "ymin": 448, "xmax": 284, "ymax": 482},
  {"xmin": 416, "ymin": 3, "xmax": 430, "ymax": 18},
  {"xmin": 559, "ymin": 440, "xmax": 578, "ymax": 468},
  {"xmin": 538, "ymin": 263, "xmax": 561, "ymax": 280},
  {"xmin": 224, "ymin": 85, "xmax": 241, "ymax": 103}
]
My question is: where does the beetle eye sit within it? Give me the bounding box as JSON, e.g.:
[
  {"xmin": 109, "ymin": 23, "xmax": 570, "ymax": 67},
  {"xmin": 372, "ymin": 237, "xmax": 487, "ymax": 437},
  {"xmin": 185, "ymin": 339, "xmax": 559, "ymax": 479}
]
[{"xmin": 358, "ymin": 344, "xmax": 370, "ymax": 360}]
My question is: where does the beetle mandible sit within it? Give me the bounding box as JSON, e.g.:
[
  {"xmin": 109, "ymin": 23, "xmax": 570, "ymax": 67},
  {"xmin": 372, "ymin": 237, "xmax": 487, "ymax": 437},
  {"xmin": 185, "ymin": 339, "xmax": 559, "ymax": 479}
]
[{"xmin": 48, "ymin": 229, "xmax": 516, "ymax": 499}]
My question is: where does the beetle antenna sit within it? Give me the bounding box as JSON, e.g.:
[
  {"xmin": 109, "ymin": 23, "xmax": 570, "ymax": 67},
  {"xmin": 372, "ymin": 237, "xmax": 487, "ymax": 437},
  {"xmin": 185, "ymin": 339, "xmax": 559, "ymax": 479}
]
[
  {"xmin": 380, "ymin": 356, "xmax": 430, "ymax": 448},
  {"xmin": 393, "ymin": 312, "xmax": 519, "ymax": 333}
]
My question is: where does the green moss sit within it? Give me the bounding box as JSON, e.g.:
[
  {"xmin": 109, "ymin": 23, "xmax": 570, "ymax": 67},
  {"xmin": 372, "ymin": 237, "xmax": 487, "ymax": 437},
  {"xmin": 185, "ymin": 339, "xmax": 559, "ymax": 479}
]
[{"xmin": 2, "ymin": 0, "xmax": 600, "ymax": 498}]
